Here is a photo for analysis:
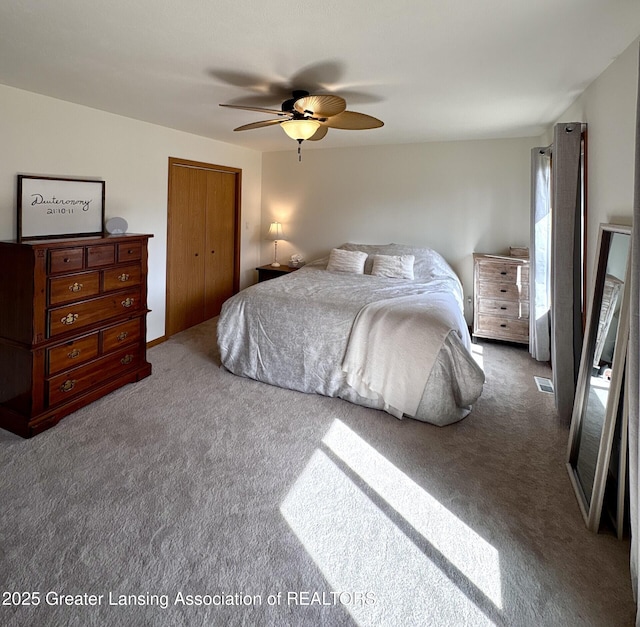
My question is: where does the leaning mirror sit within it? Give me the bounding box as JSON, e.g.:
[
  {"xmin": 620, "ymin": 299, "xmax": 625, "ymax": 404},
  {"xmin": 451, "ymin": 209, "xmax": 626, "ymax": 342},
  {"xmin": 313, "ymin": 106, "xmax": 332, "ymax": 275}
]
[{"xmin": 566, "ymin": 223, "xmax": 631, "ymax": 532}]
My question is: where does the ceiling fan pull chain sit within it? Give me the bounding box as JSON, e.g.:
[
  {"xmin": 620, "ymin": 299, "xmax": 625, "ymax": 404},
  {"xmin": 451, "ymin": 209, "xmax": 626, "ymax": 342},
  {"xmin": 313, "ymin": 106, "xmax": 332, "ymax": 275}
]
[{"xmin": 297, "ymin": 139, "xmax": 302, "ymax": 162}]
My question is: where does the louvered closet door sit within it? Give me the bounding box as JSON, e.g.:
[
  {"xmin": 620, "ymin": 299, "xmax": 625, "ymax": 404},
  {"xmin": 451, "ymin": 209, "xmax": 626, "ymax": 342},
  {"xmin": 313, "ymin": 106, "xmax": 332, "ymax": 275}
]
[{"xmin": 204, "ymin": 170, "xmax": 236, "ymax": 319}]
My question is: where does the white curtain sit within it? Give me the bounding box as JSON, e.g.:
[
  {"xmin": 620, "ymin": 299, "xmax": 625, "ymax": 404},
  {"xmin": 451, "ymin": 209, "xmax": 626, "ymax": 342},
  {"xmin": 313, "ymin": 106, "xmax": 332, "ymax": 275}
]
[
  {"xmin": 530, "ymin": 148, "xmax": 552, "ymax": 361},
  {"xmin": 628, "ymin": 43, "xmax": 640, "ymax": 626}
]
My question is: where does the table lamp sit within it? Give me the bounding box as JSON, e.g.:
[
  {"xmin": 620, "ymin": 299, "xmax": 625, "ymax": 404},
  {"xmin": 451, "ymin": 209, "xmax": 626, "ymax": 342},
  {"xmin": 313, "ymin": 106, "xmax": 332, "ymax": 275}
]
[{"xmin": 267, "ymin": 222, "xmax": 284, "ymax": 267}]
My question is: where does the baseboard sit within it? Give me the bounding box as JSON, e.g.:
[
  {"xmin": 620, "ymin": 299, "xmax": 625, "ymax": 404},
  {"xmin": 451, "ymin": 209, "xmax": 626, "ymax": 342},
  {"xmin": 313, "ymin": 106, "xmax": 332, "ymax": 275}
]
[{"xmin": 147, "ymin": 335, "xmax": 167, "ymax": 349}]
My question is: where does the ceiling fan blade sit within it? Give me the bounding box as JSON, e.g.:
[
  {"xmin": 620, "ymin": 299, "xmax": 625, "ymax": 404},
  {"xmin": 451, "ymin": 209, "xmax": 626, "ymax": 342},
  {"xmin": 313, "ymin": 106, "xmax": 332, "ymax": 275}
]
[
  {"xmin": 308, "ymin": 125, "xmax": 329, "ymax": 141},
  {"xmin": 294, "ymin": 94, "xmax": 346, "ymax": 118},
  {"xmin": 233, "ymin": 119, "xmax": 286, "ymax": 131},
  {"xmin": 322, "ymin": 110, "xmax": 384, "ymax": 130},
  {"xmin": 220, "ymin": 103, "xmax": 287, "ymax": 116}
]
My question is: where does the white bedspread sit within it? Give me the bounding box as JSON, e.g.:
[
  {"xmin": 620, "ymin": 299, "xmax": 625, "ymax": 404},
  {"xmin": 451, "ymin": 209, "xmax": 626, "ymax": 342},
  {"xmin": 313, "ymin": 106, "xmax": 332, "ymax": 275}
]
[
  {"xmin": 218, "ymin": 243, "xmax": 485, "ymax": 426},
  {"xmin": 342, "ymin": 291, "xmax": 468, "ymax": 418}
]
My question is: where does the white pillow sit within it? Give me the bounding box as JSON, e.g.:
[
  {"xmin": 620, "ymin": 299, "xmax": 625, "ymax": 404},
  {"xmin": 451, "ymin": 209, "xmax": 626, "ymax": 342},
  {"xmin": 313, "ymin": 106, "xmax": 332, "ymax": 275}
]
[
  {"xmin": 326, "ymin": 248, "xmax": 368, "ymax": 274},
  {"xmin": 371, "ymin": 254, "xmax": 415, "ymax": 279}
]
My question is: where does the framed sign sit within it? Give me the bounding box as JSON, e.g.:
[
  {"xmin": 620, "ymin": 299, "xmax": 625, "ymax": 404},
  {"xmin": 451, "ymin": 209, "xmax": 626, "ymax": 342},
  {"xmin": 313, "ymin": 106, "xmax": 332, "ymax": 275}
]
[{"xmin": 17, "ymin": 175, "xmax": 105, "ymax": 241}]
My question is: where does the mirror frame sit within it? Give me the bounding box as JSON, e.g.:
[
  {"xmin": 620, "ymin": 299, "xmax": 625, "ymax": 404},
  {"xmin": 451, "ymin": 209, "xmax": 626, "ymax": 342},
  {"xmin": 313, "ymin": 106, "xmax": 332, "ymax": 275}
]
[
  {"xmin": 613, "ymin": 360, "xmax": 629, "ymax": 539},
  {"xmin": 566, "ymin": 223, "xmax": 631, "ymax": 532}
]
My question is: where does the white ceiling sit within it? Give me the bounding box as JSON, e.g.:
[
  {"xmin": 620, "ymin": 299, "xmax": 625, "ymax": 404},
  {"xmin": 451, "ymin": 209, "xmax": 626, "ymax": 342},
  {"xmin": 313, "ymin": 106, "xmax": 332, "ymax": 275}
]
[{"xmin": 1, "ymin": 0, "xmax": 639, "ymax": 153}]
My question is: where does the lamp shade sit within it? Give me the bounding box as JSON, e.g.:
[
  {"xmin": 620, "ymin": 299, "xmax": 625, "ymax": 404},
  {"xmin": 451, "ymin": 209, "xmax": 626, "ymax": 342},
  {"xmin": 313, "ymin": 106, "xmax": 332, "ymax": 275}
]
[
  {"xmin": 267, "ymin": 222, "xmax": 284, "ymax": 240},
  {"xmin": 281, "ymin": 119, "xmax": 321, "ymax": 141}
]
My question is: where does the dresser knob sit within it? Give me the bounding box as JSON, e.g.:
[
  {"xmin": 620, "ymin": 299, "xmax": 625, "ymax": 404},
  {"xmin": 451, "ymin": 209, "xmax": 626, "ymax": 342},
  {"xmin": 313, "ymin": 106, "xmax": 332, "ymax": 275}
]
[
  {"xmin": 60, "ymin": 379, "xmax": 76, "ymax": 392},
  {"xmin": 68, "ymin": 348, "xmax": 81, "ymax": 359},
  {"xmin": 118, "ymin": 273, "xmax": 130, "ymax": 282},
  {"xmin": 120, "ymin": 354, "xmax": 134, "ymax": 365},
  {"xmin": 117, "ymin": 331, "xmax": 129, "ymax": 341},
  {"xmin": 69, "ymin": 282, "xmax": 83, "ymax": 292},
  {"xmin": 121, "ymin": 298, "xmax": 135, "ymax": 308},
  {"xmin": 61, "ymin": 313, "xmax": 79, "ymax": 325}
]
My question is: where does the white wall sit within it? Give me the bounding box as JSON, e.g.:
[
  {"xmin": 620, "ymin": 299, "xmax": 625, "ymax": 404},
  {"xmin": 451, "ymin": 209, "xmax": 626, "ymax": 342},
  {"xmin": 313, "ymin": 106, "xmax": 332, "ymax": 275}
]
[
  {"xmin": 6, "ymin": 32, "xmax": 632, "ymax": 343},
  {"xmin": 262, "ymin": 137, "xmax": 537, "ymax": 321},
  {"xmin": 552, "ymin": 38, "xmax": 638, "ymax": 289},
  {"xmin": 0, "ymin": 84, "xmax": 263, "ymax": 341}
]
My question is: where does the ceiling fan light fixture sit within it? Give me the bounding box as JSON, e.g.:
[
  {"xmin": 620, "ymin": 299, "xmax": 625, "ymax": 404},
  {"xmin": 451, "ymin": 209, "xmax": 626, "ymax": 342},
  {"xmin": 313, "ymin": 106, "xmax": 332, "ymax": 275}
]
[
  {"xmin": 281, "ymin": 119, "xmax": 321, "ymax": 141},
  {"xmin": 220, "ymin": 90, "xmax": 382, "ymax": 162}
]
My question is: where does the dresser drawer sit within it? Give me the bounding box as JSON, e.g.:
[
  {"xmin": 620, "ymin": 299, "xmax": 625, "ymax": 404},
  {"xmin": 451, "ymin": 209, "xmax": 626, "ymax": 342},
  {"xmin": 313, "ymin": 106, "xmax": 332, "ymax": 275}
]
[
  {"xmin": 476, "ymin": 314, "xmax": 529, "ymax": 341},
  {"xmin": 477, "ymin": 282, "xmax": 527, "ymax": 301},
  {"xmin": 477, "ymin": 298, "xmax": 529, "ymax": 320},
  {"xmin": 101, "ymin": 318, "xmax": 142, "ymax": 353},
  {"xmin": 49, "ymin": 248, "xmax": 84, "ymax": 274},
  {"xmin": 477, "ymin": 261, "xmax": 529, "ymax": 286},
  {"xmin": 47, "ymin": 333, "xmax": 99, "ymax": 375},
  {"xmin": 49, "ymin": 271, "xmax": 101, "ymax": 306},
  {"xmin": 87, "ymin": 244, "xmax": 116, "ymax": 268},
  {"xmin": 48, "ymin": 288, "xmax": 142, "ymax": 337},
  {"xmin": 103, "ymin": 265, "xmax": 142, "ymax": 292},
  {"xmin": 47, "ymin": 345, "xmax": 141, "ymax": 407},
  {"xmin": 118, "ymin": 242, "xmax": 142, "ymax": 263}
]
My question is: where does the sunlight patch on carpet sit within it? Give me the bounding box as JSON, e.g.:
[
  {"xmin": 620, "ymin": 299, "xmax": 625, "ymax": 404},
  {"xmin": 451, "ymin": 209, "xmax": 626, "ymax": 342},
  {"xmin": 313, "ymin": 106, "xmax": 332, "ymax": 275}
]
[
  {"xmin": 280, "ymin": 419, "xmax": 501, "ymax": 626},
  {"xmin": 471, "ymin": 343, "xmax": 484, "ymax": 370},
  {"xmin": 322, "ymin": 420, "xmax": 502, "ymax": 608}
]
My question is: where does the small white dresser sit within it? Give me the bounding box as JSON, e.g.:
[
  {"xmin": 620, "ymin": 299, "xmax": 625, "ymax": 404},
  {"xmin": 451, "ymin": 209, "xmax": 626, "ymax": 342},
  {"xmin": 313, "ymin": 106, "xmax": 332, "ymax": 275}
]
[{"xmin": 473, "ymin": 252, "xmax": 530, "ymax": 345}]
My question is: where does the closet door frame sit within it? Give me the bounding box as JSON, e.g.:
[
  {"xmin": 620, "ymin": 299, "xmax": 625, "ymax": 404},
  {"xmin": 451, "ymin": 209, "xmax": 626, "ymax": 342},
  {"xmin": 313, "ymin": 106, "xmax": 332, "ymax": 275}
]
[{"xmin": 166, "ymin": 157, "xmax": 241, "ymax": 337}]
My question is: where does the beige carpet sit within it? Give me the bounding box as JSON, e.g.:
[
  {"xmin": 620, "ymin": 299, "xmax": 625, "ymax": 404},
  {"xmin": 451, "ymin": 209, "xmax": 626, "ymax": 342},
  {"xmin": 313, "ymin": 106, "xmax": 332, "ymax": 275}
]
[{"xmin": 0, "ymin": 318, "xmax": 634, "ymax": 626}]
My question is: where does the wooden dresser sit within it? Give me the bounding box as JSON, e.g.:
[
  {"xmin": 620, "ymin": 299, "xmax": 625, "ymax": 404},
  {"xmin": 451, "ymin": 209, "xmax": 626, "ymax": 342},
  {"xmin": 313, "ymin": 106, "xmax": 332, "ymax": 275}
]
[
  {"xmin": 0, "ymin": 234, "xmax": 153, "ymax": 437},
  {"xmin": 473, "ymin": 253, "xmax": 530, "ymax": 345}
]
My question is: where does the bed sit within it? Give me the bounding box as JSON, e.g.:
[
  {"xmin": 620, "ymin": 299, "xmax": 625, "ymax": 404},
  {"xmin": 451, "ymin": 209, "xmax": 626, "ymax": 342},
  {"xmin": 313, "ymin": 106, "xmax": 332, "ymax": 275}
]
[{"xmin": 217, "ymin": 243, "xmax": 485, "ymax": 426}]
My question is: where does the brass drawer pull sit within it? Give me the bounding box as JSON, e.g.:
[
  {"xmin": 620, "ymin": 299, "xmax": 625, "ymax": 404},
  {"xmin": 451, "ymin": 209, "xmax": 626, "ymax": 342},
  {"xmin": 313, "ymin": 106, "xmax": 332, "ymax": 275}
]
[
  {"xmin": 117, "ymin": 331, "xmax": 129, "ymax": 341},
  {"xmin": 121, "ymin": 298, "xmax": 135, "ymax": 308},
  {"xmin": 68, "ymin": 348, "xmax": 81, "ymax": 359},
  {"xmin": 69, "ymin": 282, "xmax": 83, "ymax": 292},
  {"xmin": 120, "ymin": 354, "xmax": 134, "ymax": 365},
  {"xmin": 118, "ymin": 273, "xmax": 130, "ymax": 282},
  {"xmin": 61, "ymin": 313, "xmax": 79, "ymax": 325},
  {"xmin": 60, "ymin": 379, "xmax": 76, "ymax": 392}
]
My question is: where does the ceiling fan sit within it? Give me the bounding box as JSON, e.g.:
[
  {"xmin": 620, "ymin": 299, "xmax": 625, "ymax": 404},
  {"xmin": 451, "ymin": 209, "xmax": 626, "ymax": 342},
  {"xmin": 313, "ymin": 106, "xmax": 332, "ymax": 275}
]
[{"xmin": 219, "ymin": 90, "xmax": 384, "ymax": 159}]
